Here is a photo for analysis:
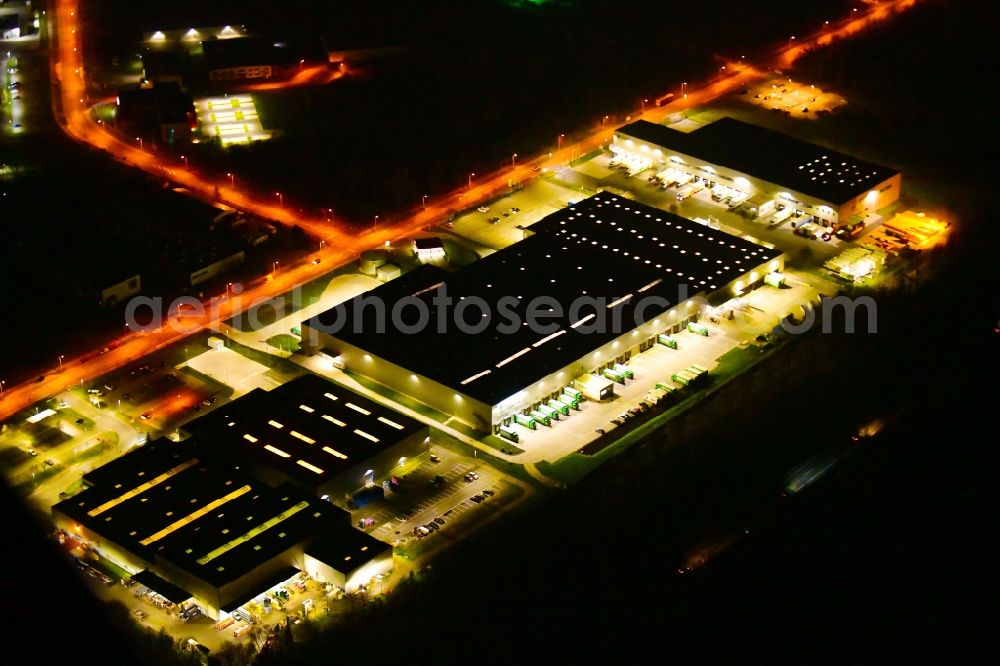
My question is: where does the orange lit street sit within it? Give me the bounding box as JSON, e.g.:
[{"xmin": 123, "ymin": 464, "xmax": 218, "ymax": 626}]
[{"xmin": 0, "ymin": 0, "xmax": 922, "ymax": 420}]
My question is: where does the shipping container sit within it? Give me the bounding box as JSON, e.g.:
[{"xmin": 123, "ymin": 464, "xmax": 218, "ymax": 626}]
[{"xmin": 764, "ymin": 272, "xmax": 785, "ymax": 288}]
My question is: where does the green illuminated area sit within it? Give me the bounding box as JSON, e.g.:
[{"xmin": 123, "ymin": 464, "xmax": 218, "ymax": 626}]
[{"xmin": 197, "ymin": 500, "xmax": 311, "ymax": 565}]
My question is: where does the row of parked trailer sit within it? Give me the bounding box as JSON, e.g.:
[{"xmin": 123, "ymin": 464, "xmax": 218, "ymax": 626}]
[
  {"xmin": 671, "ymin": 364, "xmax": 709, "ymax": 388},
  {"xmin": 497, "ymin": 387, "xmax": 586, "ymax": 443}
]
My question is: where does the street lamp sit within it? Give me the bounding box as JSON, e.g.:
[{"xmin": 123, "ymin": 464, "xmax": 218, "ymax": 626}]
[
  {"xmin": 789, "ymin": 35, "xmax": 796, "ymax": 45},
  {"xmin": 272, "ymin": 261, "xmax": 279, "ymax": 275},
  {"xmin": 719, "ymin": 65, "xmax": 726, "ymax": 77},
  {"xmin": 135, "ymin": 137, "xmax": 143, "ymax": 150},
  {"xmin": 374, "ymin": 214, "xmax": 380, "ymax": 228},
  {"xmin": 227, "ymin": 172, "xmax": 234, "ymax": 186},
  {"xmin": 226, "ymin": 282, "xmax": 232, "ymax": 298},
  {"xmin": 58, "ymin": 355, "xmax": 65, "ymax": 369},
  {"xmin": 641, "ymin": 98, "xmax": 648, "ymax": 112},
  {"xmin": 467, "ymin": 173, "xmax": 475, "ymax": 189},
  {"xmin": 319, "ymin": 240, "xmax": 326, "ymax": 251},
  {"xmin": 1, "ymin": 380, "xmax": 6, "ymax": 396},
  {"xmin": 422, "ymin": 195, "xmax": 428, "ymax": 209},
  {"xmin": 602, "ymin": 115, "xmax": 609, "ymax": 128},
  {"xmin": 558, "ymin": 134, "xmax": 565, "ymax": 150},
  {"xmin": 275, "ymin": 192, "xmax": 283, "ymax": 207},
  {"xmin": 511, "ymin": 153, "xmax": 517, "ymax": 169},
  {"xmin": 181, "ymin": 155, "xmax": 188, "ymax": 168},
  {"xmin": 682, "ymin": 82, "xmax": 687, "ymax": 97}
]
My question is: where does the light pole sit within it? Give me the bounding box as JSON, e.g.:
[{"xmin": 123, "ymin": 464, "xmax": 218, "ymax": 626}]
[
  {"xmin": 272, "ymin": 261, "xmax": 279, "ymax": 275},
  {"xmin": 227, "ymin": 172, "xmax": 234, "ymax": 186},
  {"xmin": 602, "ymin": 115, "xmax": 609, "ymax": 128},
  {"xmin": 641, "ymin": 98, "xmax": 648, "ymax": 112},
  {"xmin": 181, "ymin": 155, "xmax": 188, "ymax": 168},
  {"xmin": 135, "ymin": 137, "xmax": 143, "ymax": 151},
  {"xmin": 226, "ymin": 282, "xmax": 232, "ymax": 298},
  {"xmin": 467, "ymin": 173, "xmax": 475, "ymax": 189},
  {"xmin": 422, "ymin": 195, "xmax": 428, "ymax": 209},
  {"xmin": 275, "ymin": 192, "xmax": 283, "ymax": 207},
  {"xmin": 374, "ymin": 214, "xmax": 380, "ymax": 228},
  {"xmin": 558, "ymin": 134, "xmax": 565, "ymax": 150},
  {"xmin": 511, "ymin": 153, "xmax": 517, "ymax": 169},
  {"xmin": 319, "ymin": 240, "xmax": 326, "ymax": 251},
  {"xmin": 719, "ymin": 65, "xmax": 726, "ymax": 78},
  {"xmin": 58, "ymin": 355, "xmax": 65, "ymax": 369},
  {"xmin": 789, "ymin": 35, "xmax": 796, "ymax": 45},
  {"xmin": 682, "ymin": 82, "xmax": 687, "ymax": 97},
  {"xmin": 1, "ymin": 380, "xmax": 5, "ymax": 396}
]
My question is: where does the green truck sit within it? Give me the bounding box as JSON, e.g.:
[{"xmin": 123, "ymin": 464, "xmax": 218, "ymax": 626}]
[
  {"xmin": 557, "ymin": 395, "xmax": 580, "ymax": 411},
  {"xmin": 498, "ymin": 426, "xmax": 519, "ymax": 443},
  {"xmin": 530, "ymin": 410, "xmax": 551, "ymax": 427},
  {"xmin": 687, "ymin": 322, "xmax": 709, "ymax": 336},
  {"xmin": 514, "ymin": 413, "xmax": 536, "ymax": 430},
  {"xmin": 538, "ymin": 404, "xmax": 560, "ymax": 420},
  {"xmin": 657, "ymin": 334, "xmax": 679, "ymax": 349},
  {"xmin": 563, "ymin": 387, "xmax": 583, "ymax": 401},
  {"xmin": 613, "ymin": 363, "xmax": 634, "ymax": 379},
  {"xmin": 603, "ymin": 368, "xmax": 626, "ymax": 384},
  {"xmin": 547, "ymin": 400, "xmax": 570, "ymax": 416}
]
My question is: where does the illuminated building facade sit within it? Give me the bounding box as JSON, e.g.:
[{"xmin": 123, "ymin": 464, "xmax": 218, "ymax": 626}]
[
  {"xmin": 302, "ymin": 193, "xmax": 782, "ymax": 434},
  {"xmin": 52, "ymin": 438, "xmax": 391, "ymax": 619},
  {"xmin": 613, "ymin": 118, "xmax": 901, "ymax": 227}
]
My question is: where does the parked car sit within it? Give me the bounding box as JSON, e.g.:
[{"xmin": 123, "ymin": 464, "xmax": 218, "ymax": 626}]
[{"xmin": 477, "ymin": 206, "xmax": 490, "ymax": 213}]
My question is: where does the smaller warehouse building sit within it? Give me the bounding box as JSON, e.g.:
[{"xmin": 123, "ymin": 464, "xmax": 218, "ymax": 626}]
[
  {"xmin": 184, "ymin": 374, "xmax": 429, "ymax": 501},
  {"xmin": 613, "ymin": 117, "xmax": 900, "ymax": 228},
  {"xmin": 52, "ymin": 438, "xmax": 391, "ymax": 619}
]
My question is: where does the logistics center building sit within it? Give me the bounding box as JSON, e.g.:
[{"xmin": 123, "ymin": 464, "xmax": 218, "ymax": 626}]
[
  {"xmin": 184, "ymin": 374, "xmax": 429, "ymax": 500},
  {"xmin": 52, "ymin": 438, "xmax": 392, "ymax": 620},
  {"xmin": 302, "ymin": 193, "xmax": 783, "ymax": 434},
  {"xmin": 613, "ymin": 117, "xmax": 901, "ymax": 227}
]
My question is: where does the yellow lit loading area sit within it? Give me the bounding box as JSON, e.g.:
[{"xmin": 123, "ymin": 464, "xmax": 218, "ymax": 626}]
[{"xmin": 195, "ymin": 94, "xmax": 272, "ymax": 146}]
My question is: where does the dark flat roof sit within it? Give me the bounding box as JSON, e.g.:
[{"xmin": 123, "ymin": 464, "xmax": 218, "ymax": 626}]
[
  {"xmin": 306, "ymin": 193, "xmax": 780, "ymax": 405},
  {"xmin": 617, "ymin": 118, "xmax": 898, "ymax": 205},
  {"xmin": 131, "ymin": 569, "xmax": 191, "ymax": 604},
  {"xmin": 305, "ymin": 524, "xmax": 390, "ymax": 572},
  {"xmin": 54, "ymin": 439, "xmax": 344, "ymax": 589},
  {"xmin": 184, "ymin": 374, "xmax": 424, "ymax": 488}
]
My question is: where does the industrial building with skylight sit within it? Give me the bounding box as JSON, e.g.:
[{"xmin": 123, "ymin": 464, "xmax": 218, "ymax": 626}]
[
  {"xmin": 302, "ymin": 193, "xmax": 783, "ymax": 434},
  {"xmin": 183, "ymin": 374, "xmax": 429, "ymax": 500},
  {"xmin": 613, "ymin": 117, "xmax": 901, "ymax": 226},
  {"xmin": 51, "ymin": 438, "xmax": 392, "ymax": 620}
]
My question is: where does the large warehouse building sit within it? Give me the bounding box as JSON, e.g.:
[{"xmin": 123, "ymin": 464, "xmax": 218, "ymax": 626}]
[
  {"xmin": 52, "ymin": 438, "xmax": 392, "ymax": 620},
  {"xmin": 302, "ymin": 193, "xmax": 782, "ymax": 434},
  {"xmin": 613, "ymin": 117, "xmax": 901, "ymax": 227},
  {"xmin": 184, "ymin": 374, "xmax": 429, "ymax": 500}
]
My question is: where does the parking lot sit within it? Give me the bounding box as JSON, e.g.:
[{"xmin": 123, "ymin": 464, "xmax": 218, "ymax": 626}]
[
  {"xmin": 350, "ymin": 443, "xmax": 525, "ymax": 550},
  {"xmin": 438, "ymin": 177, "xmax": 584, "ymax": 250},
  {"xmin": 739, "ymin": 76, "xmax": 847, "ymax": 120}
]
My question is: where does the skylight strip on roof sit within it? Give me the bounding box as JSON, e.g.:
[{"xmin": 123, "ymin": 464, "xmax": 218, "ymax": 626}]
[
  {"xmin": 264, "ymin": 444, "xmax": 291, "ymax": 458},
  {"xmin": 139, "ymin": 484, "xmax": 251, "ymax": 546},
  {"xmin": 354, "ymin": 429, "xmax": 379, "ymax": 443},
  {"xmin": 571, "ymin": 313, "xmax": 596, "ymax": 329},
  {"xmin": 322, "ymin": 446, "xmax": 348, "ymax": 460},
  {"xmin": 86, "ymin": 458, "xmax": 199, "ymax": 518},
  {"xmin": 195, "ymin": 499, "xmax": 310, "ymax": 565},
  {"xmin": 495, "ymin": 347, "xmax": 532, "ymax": 368},
  {"xmin": 377, "ymin": 416, "xmax": 405, "ymax": 430},
  {"xmin": 606, "ymin": 294, "xmax": 634, "ymax": 309},
  {"xmin": 637, "ymin": 278, "xmax": 663, "ymax": 293},
  {"xmin": 346, "ymin": 403, "xmax": 371, "ymax": 416},
  {"xmin": 460, "ymin": 370, "xmax": 491, "ymax": 385},
  {"xmin": 296, "ymin": 460, "xmax": 324, "ymax": 475},
  {"xmin": 322, "ymin": 415, "xmax": 346, "ymax": 427},
  {"xmin": 290, "ymin": 431, "xmax": 316, "ymax": 444},
  {"xmin": 532, "ymin": 330, "xmax": 566, "ymax": 348}
]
